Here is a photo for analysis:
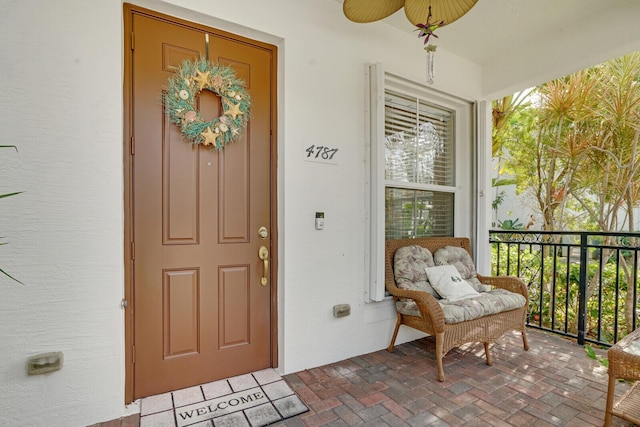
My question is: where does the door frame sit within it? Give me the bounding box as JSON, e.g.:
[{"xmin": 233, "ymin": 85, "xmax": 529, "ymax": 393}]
[{"xmin": 123, "ymin": 3, "xmax": 279, "ymax": 403}]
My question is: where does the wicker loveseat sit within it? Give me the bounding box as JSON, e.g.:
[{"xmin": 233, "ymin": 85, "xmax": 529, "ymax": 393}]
[{"xmin": 385, "ymin": 237, "xmax": 529, "ymax": 381}]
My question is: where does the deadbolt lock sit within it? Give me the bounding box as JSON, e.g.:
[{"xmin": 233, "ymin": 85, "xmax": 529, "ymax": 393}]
[{"xmin": 258, "ymin": 226, "xmax": 268, "ymax": 239}]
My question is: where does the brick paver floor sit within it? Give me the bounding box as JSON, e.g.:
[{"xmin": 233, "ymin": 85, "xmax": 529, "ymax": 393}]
[
  {"xmin": 95, "ymin": 328, "xmax": 635, "ymax": 426},
  {"xmin": 277, "ymin": 328, "xmax": 634, "ymax": 426}
]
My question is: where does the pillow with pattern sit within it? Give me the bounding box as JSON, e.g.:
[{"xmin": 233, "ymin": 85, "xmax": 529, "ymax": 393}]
[{"xmin": 425, "ymin": 264, "xmax": 479, "ymax": 301}]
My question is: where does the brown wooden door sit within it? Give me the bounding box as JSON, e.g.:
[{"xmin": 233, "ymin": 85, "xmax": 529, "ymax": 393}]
[{"xmin": 129, "ymin": 10, "xmax": 275, "ymax": 399}]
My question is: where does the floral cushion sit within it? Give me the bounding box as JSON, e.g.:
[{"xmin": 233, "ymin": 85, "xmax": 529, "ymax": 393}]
[
  {"xmin": 395, "ymin": 289, "xmax": 526, "ymax": 324},
  {"xmin": 393, "ymin": 245, "xmax": 438, "ymax": 297},
  {"xmin": 433, "ymin": 246, "xmax": 489, "ymax": 293},
  {"xmin": 396, "ymin": 299, "xmax": 422, "ymax": 316}
]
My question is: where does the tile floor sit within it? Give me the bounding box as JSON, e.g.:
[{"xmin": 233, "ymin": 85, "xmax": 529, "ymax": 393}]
[{"xmin": 92, "ymin": 328, "xmax": 636, "ymax": 426}]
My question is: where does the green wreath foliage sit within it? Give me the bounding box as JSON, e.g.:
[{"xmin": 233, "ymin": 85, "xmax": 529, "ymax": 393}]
[{"xmin": 163, "ymin": 57, "xmax": 251, "ymax": 150}]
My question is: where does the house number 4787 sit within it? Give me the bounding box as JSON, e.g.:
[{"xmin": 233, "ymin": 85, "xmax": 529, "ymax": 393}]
[{"xmin": 305, "ymin": 145, "xmax": 339, "ymax": 161}]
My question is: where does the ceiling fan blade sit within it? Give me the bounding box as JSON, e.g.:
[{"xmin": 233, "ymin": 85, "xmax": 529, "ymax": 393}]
[
  {"xmin": 404, "ymin": 0, "xmax": 478, "ymax": 26},
  {"xmin": 343, "ymin": 0, "xmax": 405, "ymax": 23}
]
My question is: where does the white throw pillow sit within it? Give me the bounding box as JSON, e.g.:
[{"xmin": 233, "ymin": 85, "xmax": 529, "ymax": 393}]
[{"xmin": 424, "ymin": 264, "xmax": 480, "ymax": 301}]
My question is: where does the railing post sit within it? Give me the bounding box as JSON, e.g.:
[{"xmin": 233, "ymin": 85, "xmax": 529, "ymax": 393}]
[{"xmin": 577, "ymin": 232, "xmax": 588, "ymax": 345}]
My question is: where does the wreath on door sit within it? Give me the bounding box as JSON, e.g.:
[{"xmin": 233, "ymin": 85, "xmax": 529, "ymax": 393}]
[{"xmin": 163, "ymin": 57, "xmax": 251, "ymax": 150}]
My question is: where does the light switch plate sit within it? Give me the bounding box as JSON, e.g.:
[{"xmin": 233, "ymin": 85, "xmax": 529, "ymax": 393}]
[{"xmin": 315, "ymin": 212, "xmax": 325, "ymax": 230}]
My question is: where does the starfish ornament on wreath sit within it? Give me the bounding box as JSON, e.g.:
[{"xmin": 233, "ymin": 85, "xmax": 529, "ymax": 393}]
[{"xmin": 163, "ymin": 57, "xmax": 251, "ymax": 150}]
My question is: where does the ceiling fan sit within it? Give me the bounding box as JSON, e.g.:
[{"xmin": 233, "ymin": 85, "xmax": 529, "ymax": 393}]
[
  {"xmin": 343, "ymin": 0, "xmax": 478, "ymax": 83},
  {"xmin": 343, "ymin": 0, "xmax": 478, "ymax": 27}
]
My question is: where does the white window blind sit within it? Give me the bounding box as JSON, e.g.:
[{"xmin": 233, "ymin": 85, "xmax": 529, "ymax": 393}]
[
  {"xmin": 385, "ymin": 91, "xmax": 454, "ymax": 186},
  {"xmin": 384, "ymin": 90, "xmax": 455, "ymax": 239}
]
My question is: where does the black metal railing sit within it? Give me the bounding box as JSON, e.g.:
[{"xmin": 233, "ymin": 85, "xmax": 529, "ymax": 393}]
[{"xmin": 489, "ymin": 230, "xmax": 640, "ymax": 347}]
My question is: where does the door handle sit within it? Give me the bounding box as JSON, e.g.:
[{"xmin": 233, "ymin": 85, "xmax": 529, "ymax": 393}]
[{"xmin": 259, "ymin": 246, "xmax": 269, "ymax": 286}]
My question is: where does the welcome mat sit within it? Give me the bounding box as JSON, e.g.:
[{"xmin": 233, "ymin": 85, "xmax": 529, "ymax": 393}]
[{"xmin": 140, "ymin": 369, "xmax": 309, "ymax": 427}]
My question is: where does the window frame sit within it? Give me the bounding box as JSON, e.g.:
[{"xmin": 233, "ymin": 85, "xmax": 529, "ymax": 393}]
[{"xmin": 364, "ymin": 63, "xmax": 477, "ymax": 302}]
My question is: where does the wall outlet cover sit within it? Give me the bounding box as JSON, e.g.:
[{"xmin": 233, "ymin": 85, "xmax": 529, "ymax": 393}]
[
  {"xmin": 27, "ymin": 352, "xmax": 63, "ymax": 375},
  {"xmin": 333, "ymin": 304, "xmax": 351, "ymax": 318}
]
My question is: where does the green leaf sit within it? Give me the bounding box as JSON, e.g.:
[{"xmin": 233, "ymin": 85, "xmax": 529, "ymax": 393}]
[
  {"xmin": 492, "ymin": 178, "xmax": 517, "ymax": 187},
  {"xmin": 0, "ymin": 191, "xmax": 22, "ymax": 199},
  {"xmin": 0, "ymin": 267, "xmax": 23, "ymax": 285},
  {"xmin": 585, "ymin": 345, "xmax": 609, "ymax": 368}
]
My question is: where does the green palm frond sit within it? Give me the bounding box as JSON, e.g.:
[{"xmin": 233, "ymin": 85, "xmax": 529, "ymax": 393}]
[
  {"xmin": 0, "ymin": 267, "xmax": 23, "ymax": 284},
  {"xmin": 2, "ymin": 144, "xmax": 22, "ymax": 284},
  {"xmin": 1, "ymin": 191, "xmax": 22, "ymax": 199}
]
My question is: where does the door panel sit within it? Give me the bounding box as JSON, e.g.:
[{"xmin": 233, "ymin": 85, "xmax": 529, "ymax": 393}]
[
  {"xmin": 163, "ymin": 269, "xmax": 199, "ymax": 357},
  {"xmin": 129, "ymin": 11, "xmax": 274, "ymax": 399},
  {"xmin": 162, "ymin": 107, "xmax": 200, "ymax": 244},
  {"xmin": 218, "ymin": 135, "xmax": 250, "ymax": 242},
  {"xmin": 219, "ymin": 265, "xmax": 250, "ymax": 348}
]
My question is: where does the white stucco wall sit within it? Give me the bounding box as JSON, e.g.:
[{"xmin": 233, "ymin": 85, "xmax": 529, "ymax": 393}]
[
  {"xmin": 0, "ymin": 1, "xmax": 127, "ymax": 426},
  {"xmin": 0, "ymin": 1, "xmax": 482, "ymax": 425}
]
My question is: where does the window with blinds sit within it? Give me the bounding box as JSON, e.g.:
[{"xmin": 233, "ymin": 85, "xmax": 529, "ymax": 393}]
[
  {"xmin": 365, "ymin": 63, "xmax": 473, "ymax": 302},
  {"xmin": 384, "ymin": 90, "xmax": 455, "ymax": 239}
]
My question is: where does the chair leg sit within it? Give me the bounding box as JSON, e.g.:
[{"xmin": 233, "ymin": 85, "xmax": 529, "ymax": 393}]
[
  {"xmin": 436, "ymin": 332, "xmax": 445, "ymax": 382},
  {"xmin": 387, "ymin": 314, "xmax": 401, "ymax": 352},
  {"xmin": 604, "ymin": 374, "xmax": 616, "ymax": 427},
  {"xmin": 522, "ymin": 328, "xmax": 530, "ymax": 351},
  {"xmin": 484, "ymin": 342, "xmax": 493, "ymax": 366}
]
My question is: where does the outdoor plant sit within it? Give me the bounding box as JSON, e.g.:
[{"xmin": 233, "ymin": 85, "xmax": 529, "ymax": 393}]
[
  {"xmin": 584, "ymin": 344, "xmax": 632, "ymax": 385},
  {"xmin": 491, "ymin": 241, "xmax": 635, "ymax": 344},
  {"xmin": 498, "ymin": 218, "xmax": 524, "ymax": 230},
  {"xmin": 585, "ymin": 344, "xmax": 609, "ymax": 368},
  {"xmin": 1, "ymin": 145, "xmax": 22, "ymax": 283}
]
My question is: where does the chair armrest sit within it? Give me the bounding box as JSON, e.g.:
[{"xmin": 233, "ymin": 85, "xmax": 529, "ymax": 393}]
[
  {"xmin": 477, "ymin": 274, "xmax": 529, "ymax": 302},
  {"xmin": 384, "ymin": 285, "xmax": 445, "ymax": 332}
]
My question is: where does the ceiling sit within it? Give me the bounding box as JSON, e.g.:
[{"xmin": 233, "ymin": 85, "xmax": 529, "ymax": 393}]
[
  {"xmin": 335, "ymin": 0, "xmax": 640, "ymax": 97},
  {"xmin": 373, "ymin": 0, "xmax": 621, "ymax": 67}
]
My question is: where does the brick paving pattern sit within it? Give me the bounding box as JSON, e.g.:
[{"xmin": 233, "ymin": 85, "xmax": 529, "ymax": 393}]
[
  {"xmin": 278, "ymin": 329, "xmax": 634, "ymax": 426},
  {"xmin": 93, "ymin": 329, "xmax": 635, "ymax": 426}
]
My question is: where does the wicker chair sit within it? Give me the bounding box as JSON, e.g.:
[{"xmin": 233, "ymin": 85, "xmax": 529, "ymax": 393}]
[
  {"xmin": 385, "ymin": 237, "xmax": 529, "ymax": 381},
  {"xmin": 604, "ymin": 327, "xmax": 640, "ymax": 426}
]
